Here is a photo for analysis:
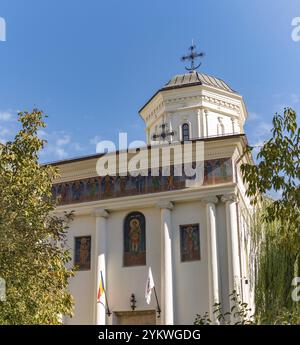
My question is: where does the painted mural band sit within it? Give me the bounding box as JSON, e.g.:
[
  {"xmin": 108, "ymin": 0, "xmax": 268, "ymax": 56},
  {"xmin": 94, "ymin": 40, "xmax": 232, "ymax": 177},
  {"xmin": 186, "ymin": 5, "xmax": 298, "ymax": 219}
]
[{"xmin": 52, "ymin": 158, "xmax": 233, "ymax": 205}]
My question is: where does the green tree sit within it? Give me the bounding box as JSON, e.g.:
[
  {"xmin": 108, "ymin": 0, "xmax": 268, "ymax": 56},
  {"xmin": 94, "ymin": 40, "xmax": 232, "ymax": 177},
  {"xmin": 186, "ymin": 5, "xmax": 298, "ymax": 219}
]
[
  {"xmin": 241, "ymin": 107, "xmax": 300, "ymax": 324},
  {"xmin": 241, "ymin": 107, "xmax": 299, "ymax": 242},
  {"xmin": 0, "ymin": 109, "xmax": 74, "ymax": 324}
]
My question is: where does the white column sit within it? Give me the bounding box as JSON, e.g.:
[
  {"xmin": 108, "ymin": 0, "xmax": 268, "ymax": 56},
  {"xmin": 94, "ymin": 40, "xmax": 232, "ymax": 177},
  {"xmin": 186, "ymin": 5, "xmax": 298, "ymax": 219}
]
[
  {"xmin": 221, "ymin": 194, "xmax": 241, "ymax": 295},
  {"xmin": 92, "ymin": 208, "xmax": 109, "ymax": 325},
  {"xmin": 202, "ymin": 196, "xmax": 220, "ymax": 324},
  {"xmin": 204, "ymin": 109, "xmax": 209, "ymax": 137},
  {"xmin": 197, "ymin": 109, "xmax": 202, "ymax": 138},
  {"xmin": 231, "ymin": 118, "xmax": 235, "ymax": 134},
  {"xmin": 157, "ymin": 200, "xmax": 174, "ymax": 325}
]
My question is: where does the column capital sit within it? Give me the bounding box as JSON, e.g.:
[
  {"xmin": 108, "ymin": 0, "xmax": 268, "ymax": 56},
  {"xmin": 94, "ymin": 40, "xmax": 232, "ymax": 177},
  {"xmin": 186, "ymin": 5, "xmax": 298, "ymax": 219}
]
[
  {"xmin": 201, "ymin": 196, "xmax": 218, "ymax": 205},
  {"xmin": 92, "ymin": 208, "xmax": 110, "ymax": 218},
  {"xmin": 156, "ymin": 200, "xmax": 174, "ymax": 210},
  {"xmin": 221, "ymin": 193, "xmax": 238, "ymax": 203}
]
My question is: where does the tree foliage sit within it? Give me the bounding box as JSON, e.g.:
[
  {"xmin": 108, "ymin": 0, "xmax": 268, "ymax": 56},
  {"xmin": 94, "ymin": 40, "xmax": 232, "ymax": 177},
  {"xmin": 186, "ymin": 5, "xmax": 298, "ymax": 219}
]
[
  {"xmin": 250, "ymin": 201, "xmax": 300, "ymax": 324},
  {"xmin": 241, "ymin": 108, "xmax": 299, "ymax": 247},
  {"xmin": 241, "ymin": 108, "xmax": 300, "ymax": 324},
  {"xmin": 0, "ymin": 109, "xmax": 74, "ymax": 324}
]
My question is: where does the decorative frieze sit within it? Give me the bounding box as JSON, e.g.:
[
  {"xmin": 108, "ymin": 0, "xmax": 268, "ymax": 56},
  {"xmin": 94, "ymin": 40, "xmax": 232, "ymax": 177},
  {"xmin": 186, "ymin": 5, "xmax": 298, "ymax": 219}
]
[
  {"xmin": 53, "ymin": 158, "xmax": 233, "ymax": 206},
  {"xmin": 145, "ymin": 94, "xmax": 240, "ymax": 126}
]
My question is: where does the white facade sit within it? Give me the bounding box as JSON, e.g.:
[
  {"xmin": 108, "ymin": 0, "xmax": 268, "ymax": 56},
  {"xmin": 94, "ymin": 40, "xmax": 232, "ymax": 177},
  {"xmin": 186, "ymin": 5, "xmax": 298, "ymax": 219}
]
[
  {"xmin": 53, "ymin": 71, "xmax": 254, "ymax": 325},
  {"xmin": 140, "ymin": 72, "xmax": 246, "ymax": 145}
]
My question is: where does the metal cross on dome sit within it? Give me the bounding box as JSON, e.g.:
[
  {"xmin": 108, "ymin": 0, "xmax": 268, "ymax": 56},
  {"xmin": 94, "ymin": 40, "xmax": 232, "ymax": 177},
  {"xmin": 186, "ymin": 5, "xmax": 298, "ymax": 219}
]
[
  {"xmin": 181, "ymin": 41, "xmax": 205, "ymax": 72},
  {"xmin": 152, "ymin": 123, "xmax": 174, "ymax": 142}
]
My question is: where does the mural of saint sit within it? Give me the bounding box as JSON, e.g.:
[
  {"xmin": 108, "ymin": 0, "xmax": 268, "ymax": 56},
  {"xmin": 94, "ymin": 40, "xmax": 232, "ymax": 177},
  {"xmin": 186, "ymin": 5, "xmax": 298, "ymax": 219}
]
[
  {"xmin": 180, "ymin": 224, "xmax": 200, "ymax": 262},
  {"xmin": 167, "ymin": 174, "xmax": 175, "ymax": 190},
  {"xmin": 102, "ymin": 175, "xmax": 113, "ymax": 194},
  {"xmin": 135, "ymin": 175, "xmax": 145, "ymax": 193},
  {"xmin": 72, "ymin": 181, "xmax": 83, "ymax": 201},
  {"xmin": 124, "ymin": 212, "xmax": 146, "ymax": 266},
  {"xmin": 151, "ymin": 176, "xmax": 160, "ymax": 191},
  {"xmin": 118, "ymin": 176, "xmax": 127, "ymax": 194},
  {"xmin": 87, "ymin": 178, "xmax": 99, "ymax": 198},
  {"xmin": 74, "ymin": 236, "xmax": 91, "ymax": 270}
]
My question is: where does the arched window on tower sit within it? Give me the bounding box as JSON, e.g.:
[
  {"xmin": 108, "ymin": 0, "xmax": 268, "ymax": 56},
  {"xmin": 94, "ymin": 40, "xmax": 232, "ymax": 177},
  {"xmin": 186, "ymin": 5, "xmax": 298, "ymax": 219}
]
[{"xmin": 182, "ymin": 123, "xmax": 190, "ymax": 141}]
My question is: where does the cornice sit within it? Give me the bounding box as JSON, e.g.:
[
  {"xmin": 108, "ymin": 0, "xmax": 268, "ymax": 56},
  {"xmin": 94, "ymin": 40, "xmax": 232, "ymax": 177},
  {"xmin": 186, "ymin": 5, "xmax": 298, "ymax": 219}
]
[
  {"xmin": 221, "ymin": 193, "xmax": 238, "ymax": 203},
  {"xmin": 201, "ymin": 196, "xmax": 219, "ymax": 205},
  {"xmin": 144, "ymin": 93, "xmax": 242, "ymax": 127},
  {"xmin": 54, "ymin": 140, "xmax": 240, "ymax": 184}
]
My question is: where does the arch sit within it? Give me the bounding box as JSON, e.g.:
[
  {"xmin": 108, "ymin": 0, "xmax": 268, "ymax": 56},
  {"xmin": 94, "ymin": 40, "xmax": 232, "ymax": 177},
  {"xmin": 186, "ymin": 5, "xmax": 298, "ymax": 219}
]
[
  {"xmin": 182, "ymin": 123, "xmax": 190, "ymax": 141},
  {"xmin": 123, "ymin": 211, "xmax": 146, "ymax": 266}
]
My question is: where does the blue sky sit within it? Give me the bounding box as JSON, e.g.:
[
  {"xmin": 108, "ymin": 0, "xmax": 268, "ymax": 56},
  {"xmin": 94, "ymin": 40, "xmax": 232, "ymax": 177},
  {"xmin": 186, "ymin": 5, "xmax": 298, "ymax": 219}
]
[{"xmin": 0, "ymin": 0, "xmax": 299, "ymax": 162}]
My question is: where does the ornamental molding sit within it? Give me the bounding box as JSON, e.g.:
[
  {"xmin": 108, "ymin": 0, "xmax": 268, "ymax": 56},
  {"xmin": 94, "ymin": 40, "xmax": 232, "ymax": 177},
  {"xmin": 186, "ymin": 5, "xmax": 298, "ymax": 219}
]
[
  {"xmin": 165, "ymin": 95, "xmax": 240, "ymax": 111},
  {"xmin": 145, "ymin": 101, "xmax": 165, "ymax": 123},
  {"xmin": 201, "ymin": 196, "xmax": 219, "ymax": 205},
  {"xmin": 145, "ymin": 94, "xmax": 241, "ymax": 126},
  {"xmin": 221, "ymin": 193, "xmax": 238, "ymax": 203}
]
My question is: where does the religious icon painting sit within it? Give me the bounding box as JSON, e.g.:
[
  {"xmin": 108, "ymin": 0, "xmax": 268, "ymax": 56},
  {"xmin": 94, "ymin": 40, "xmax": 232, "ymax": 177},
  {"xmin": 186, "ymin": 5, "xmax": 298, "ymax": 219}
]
[
  {"xmin": 180, "ymin": 224, "xmax": 200, "ymax": 262},
  {"xmin": 74, "ymin": 236, "xmax": 91, "ymax": 270},
  {"xmin": 123, "ymin": 212, "xmax": 146, "ymax": 267}
]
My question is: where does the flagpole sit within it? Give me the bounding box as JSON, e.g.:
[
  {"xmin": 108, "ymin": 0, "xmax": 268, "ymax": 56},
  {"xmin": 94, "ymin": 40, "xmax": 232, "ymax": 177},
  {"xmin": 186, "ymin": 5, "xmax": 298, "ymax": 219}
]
[
  {"xmin": 102, "ymin": 271, "xmax": 111, "ymax": 317},
  {"xmin": 104, "ymin": 288, "xmax": 111, "ymax": 317},
  {"xmin": 99, "ymin": 271, "xmax": 111, "ymax": 317},
  {"xmin": 153, "ymin": 286, "xmax": 161, "ymax": 318}
]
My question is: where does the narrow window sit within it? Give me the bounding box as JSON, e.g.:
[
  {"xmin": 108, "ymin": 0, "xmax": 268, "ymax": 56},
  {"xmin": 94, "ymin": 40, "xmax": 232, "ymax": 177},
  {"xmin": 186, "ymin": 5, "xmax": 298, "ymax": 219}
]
[{"xmin": 182, "ymin": 123, "xmax": 190, "ymax": 141}]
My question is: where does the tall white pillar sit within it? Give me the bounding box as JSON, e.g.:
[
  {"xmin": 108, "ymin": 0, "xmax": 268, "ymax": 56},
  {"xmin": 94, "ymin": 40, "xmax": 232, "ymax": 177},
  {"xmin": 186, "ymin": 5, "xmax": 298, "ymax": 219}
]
[
  {"xmin": 92, "ymin": 208, "xmax": 109, "ymax": 325},
  {"xmin": 204, "ymin": 109, "xmax": 209, "ymax": 137},
  {"xmin": 221, "ymin": 194, "xmax": 241, "ymax": 295},
  {"xmin": 157, "ymin": 200, "xmax": 174, "ymax": 325},
  {"xmin": 202, "ymin": 196, "xmax": 220, "ymax": 324},
  {"xmin": 197, "ymin": 109, "xmax": 205, "ymax": 138}
]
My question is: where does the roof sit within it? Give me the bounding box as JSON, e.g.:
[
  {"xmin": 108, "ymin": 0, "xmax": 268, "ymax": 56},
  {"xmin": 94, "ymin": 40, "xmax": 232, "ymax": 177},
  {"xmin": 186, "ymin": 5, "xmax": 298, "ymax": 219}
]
[
  {"xmin": 139, "ymin": 71, "xmax": 237, "ymax": 113},
  {"xmin": 163, "ymin": 72, "xmax": 236, "ymax": 93},
  {"xmin": 46, "ymin": 134, "xmax": 246, "ymax": 167}
]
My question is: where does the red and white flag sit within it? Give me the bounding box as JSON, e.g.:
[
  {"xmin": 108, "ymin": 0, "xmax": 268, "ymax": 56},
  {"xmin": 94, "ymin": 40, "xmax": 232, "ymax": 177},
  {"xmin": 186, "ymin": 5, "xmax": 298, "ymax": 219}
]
[{"xmin": 145, "ymin": 266, "xmax": 155, "ymax": 304}]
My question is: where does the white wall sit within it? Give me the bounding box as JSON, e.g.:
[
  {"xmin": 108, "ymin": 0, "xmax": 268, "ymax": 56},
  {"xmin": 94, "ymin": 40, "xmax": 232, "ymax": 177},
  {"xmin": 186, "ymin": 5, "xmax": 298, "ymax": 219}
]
[
  {"xmin": 64, "ymin": 197, "xmax": 247, "ymax": 325},
  {"xmin": 65, "ymin": 215, "xmax": 95, "ymax": 325},
  {"xmin": 64, "ymin": 201, "xmax": 215, "ymax": 325},
  {"xmin": 215, "ymin": 203, "xmax": 230, "ymax": 313},
  {"xmin": 172, "ymin": 201, "xmax": 209, "ymax": 324},
  {"xmin": 106, "ymin": 207, "xmax": 161, "ymax": 320}
]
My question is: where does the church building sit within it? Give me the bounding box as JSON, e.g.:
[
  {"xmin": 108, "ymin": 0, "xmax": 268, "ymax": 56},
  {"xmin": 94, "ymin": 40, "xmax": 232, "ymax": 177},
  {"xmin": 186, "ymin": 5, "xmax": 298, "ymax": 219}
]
[{"xmin": 52, "ymin": 48, "xmax": 254, "ymax": 325}]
